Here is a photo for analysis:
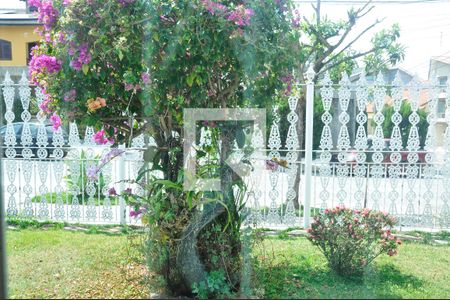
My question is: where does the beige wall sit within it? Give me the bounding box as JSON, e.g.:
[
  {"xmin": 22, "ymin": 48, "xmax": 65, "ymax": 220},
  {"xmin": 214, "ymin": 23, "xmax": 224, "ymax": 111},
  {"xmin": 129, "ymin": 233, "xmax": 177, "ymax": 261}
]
[{"xmin": 0, "ymin": 25, "xmax": 41, "ymax": 67}]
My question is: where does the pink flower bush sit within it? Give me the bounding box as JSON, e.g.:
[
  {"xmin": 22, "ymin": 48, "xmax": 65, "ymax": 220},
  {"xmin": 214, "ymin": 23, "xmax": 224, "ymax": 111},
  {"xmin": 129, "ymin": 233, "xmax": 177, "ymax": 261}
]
[{"xmin": 307, "ymin": 206, "xmax": 400, "ymax": 276}]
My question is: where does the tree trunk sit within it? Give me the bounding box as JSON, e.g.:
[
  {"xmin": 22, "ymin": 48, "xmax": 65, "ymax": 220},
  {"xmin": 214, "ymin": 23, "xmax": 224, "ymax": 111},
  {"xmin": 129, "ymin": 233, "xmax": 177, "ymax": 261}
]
[
  {"xmin": 175, "ymin": 124, "xmax": 242, "ymax": 295},
  {"xmin": 292, "ymin": 90, "xmax": 306, "ymax": 211}
]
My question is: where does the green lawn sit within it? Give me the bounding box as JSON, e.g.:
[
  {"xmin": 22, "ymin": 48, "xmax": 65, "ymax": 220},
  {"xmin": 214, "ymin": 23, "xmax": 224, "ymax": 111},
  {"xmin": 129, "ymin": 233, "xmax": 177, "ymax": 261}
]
[
  {"xmin": 255, "ymin": 237, "xmax": 450, "ymax": 299},
  {"xmin": 5, "ymin": 227, "xmax": 450, "ymax": 299},
  {"xmin": 6, "ymin": 228, "xmax": 150, "ymax": 299}
]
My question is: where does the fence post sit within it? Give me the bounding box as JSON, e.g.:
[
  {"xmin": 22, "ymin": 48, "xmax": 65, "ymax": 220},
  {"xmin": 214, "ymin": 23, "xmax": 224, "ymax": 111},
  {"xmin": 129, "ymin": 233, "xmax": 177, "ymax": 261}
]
[
  {"xmin": 303, "ymin": 66, "xmax": 315, "ymax": 229},
  {"xmin": 118, "ymin": 143, "xmax": 126, "ymax": 225}
]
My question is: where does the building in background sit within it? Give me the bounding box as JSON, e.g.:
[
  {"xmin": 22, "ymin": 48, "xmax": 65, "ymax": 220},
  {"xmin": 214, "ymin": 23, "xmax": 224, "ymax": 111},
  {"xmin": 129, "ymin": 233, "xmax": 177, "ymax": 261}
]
[
  {"xmin": 428, "ymin": 56, "xmax": 450, "ymax": 149},
  {"xmin": 0, "ymin": 0, "xmax": 40, "ymax": 80}
]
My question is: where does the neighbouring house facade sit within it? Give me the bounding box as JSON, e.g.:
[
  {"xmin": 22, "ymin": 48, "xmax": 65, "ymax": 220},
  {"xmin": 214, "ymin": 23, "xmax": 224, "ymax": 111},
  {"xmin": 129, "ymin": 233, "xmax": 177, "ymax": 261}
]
[
  {"xmin": 428, "ymin": 56, "xmax": 450, "ymax": 148},
  {"xmin": 349, "ymin": 67, "xmax": 419, "ymax": 137},
  {"xmin": 327, "ymin": 67, "xmax": 421, "ymax": 148},
  {"xmin": 0, "ymin": 0, "xmax": 40, "ymax": 80}
]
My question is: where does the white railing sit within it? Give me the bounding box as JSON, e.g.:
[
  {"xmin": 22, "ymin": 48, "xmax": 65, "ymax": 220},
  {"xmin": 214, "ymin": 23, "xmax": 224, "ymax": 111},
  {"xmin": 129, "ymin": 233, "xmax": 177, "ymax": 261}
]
[
  {"xmin": 241, "ymin": 69, "xmax": 449, "ymax": 230},
  {"xmin": 1, "ymin": 71, "xmax": 148, "ymax": 225},
  {"xmin": 2, "ymin": 69, "xmax": 450, "ymax": 230}
]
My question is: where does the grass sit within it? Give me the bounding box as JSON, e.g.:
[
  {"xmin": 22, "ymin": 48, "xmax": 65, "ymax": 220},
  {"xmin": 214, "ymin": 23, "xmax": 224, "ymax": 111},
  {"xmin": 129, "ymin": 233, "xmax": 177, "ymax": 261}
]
[
  {"xmin": 31, "ymin": 192, "xmax": 115, "ymax": 205},
  {"xmin": 254, "ymin": 237, "xmax": 450, "ymax": 299},
  {"xmin": 5, "ymin": 227, "xmax": 450, "ymax": 299},
  {"xmin": 6, "ymin": 227, "xmax": 151, "ymax": 299}
]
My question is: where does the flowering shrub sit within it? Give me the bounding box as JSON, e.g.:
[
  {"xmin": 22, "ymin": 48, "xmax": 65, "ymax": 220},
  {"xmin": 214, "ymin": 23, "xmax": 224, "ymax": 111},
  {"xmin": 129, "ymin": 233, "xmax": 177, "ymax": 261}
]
[
  {"xmin": 28, "ymin": 0, "xmax": 149, "ymax": 143},
  {"xmin": 30, "ymin": 0, "xmax": 301, "ymax": 296},
  {"xmin": 307, "ymin": 207, "xmax": 401, "ymax": 276}
]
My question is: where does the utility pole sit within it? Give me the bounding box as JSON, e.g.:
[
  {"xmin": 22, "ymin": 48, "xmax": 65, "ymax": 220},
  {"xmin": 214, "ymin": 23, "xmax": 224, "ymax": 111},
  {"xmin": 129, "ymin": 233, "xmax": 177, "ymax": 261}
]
[
  {"xmin": 0, "ymin": 76, "xmax": 7, "ymax": 298},
  {"xmin": 0, "ymin": 154, "xmax": 6, "ymax": 299}
]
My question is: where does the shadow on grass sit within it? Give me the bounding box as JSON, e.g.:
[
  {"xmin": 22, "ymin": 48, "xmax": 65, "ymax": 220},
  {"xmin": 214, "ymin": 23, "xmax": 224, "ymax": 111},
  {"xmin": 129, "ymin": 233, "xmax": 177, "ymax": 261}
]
[
  {"xmin": 6, "ymin": 217, "xmax": 143, "ymax": 236},
  {"xmin": 254, "ymin": 253, "xmax": 424, "ymax": 299}
]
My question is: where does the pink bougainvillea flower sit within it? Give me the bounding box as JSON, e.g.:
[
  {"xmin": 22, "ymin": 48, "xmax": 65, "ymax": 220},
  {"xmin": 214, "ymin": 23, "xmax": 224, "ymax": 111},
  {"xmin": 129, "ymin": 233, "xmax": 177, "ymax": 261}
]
[
  {"xmin": 141, "ymin": 72, "xmax": 151, "ymax": 85},
  {"xmin": 93, "ymin": 129, "xmax": 109, "ymax": 145},
  {"xmin": 118, "ymin": 0, "xmax": 135, "ymax": 6},
  {"xmin": 28, "ymin": 0, "xmax": 59, "ymax": 31},
  {"xmin": 227, "ymin": 5, "xmax": 254, "ymax": 26},
  {"xmin": 29, "ymin": 54, "xmax": 61, "ymax": 85},
  {"xmin": 124, "ymin": 83, "xmax": 134, "ymax": 91},
  {"xmin": 49, "ymin": 113, "xmax": 62, "ymax": 131},
  {"xmin": 201, "ymin": 0, "xmax": 227, "ymax": 15}
]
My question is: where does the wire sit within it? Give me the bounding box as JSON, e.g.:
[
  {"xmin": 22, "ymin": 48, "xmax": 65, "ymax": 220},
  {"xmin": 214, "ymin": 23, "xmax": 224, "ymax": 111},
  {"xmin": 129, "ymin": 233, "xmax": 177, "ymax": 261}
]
[{"xmin": 293, "ymin": 0, "xmax": 450, "ymax": 4}]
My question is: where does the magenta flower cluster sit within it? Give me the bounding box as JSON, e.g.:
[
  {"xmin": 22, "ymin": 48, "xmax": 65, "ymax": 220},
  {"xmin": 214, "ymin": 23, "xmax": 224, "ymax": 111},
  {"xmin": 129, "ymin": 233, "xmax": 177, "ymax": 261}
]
[
  {"xmin": 118, "ymin": 0, "xmax": 135, "ymax": 5},
  {"xmin": 201, "ymin": 1, "xmax": 254, "ymax": 27},
  {"xmin": 69, "ymin": 43, "xmax": 92, "ymax": 71},
  {"xmin": 227, "ymin": 5, "xmax": 254, "ymax": 26},
  {"xmin": 93, "ymin": 129, "xmax": 114, "ymax": 145},
  {"xmin": 49, "ymin": 113, "xmax": 62, "ymax": 131},
  {"xmin": 28, "ymin": 0, "xmax": 59, "ymax": 31},
  {"xmin": 29, "ymin": 54, "xmax": 61, "ymax": 85},
  {"xmin": 201, "ymin": 0, "xmax": 227, "ymax": 15},
  {"xmin": 39, "ymin": 92, "xmax": 55, "ymax": 114}
]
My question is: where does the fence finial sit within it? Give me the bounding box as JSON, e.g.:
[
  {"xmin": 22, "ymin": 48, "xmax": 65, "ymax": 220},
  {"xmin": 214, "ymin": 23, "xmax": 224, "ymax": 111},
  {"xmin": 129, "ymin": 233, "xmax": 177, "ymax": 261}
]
[
  {"xmin": 305, "ymin": 66, "xmax": 315, "ymax": 84},
  {"xmin": 3, "ymin": 71, "xmax": 13, "ymax": 85}
]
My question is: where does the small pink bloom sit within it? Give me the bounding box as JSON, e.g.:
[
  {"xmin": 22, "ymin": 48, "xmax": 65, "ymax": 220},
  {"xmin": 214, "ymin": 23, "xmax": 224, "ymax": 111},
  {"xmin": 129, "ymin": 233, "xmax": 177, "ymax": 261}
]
[
  {"xmin": 93, "ymin": 129, "xmax": 109, "ymax": 145},
  {"xmin": 50, "ymin": 113, "xmax": 62, "ymax": 131}
]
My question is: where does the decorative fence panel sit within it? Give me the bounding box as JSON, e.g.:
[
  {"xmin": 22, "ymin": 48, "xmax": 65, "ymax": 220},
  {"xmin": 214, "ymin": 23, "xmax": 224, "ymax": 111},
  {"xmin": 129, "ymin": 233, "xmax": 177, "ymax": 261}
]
[
  {"xmin": 242, "ymin": 70, "xmax": 450, "ymax": 231},
  {"xmin": 2, "ymin": 70, "xmax": 450, "ymax": 230},
  {"xmin": 1, "ymin": 71, "xmax": 147, "ymax": 224}
]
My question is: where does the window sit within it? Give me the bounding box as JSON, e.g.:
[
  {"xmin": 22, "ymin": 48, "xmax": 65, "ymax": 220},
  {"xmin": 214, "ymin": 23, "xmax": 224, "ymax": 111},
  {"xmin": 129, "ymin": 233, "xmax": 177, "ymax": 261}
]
[
  {"xmin": 437, "ymin": 98, "xmax": 446, "ymax": 118},
  {"xmin": 438, "ymin": 76, "xmax": 448, "ymax": 86},
  {"xmin": 27, "ymin": 42, "xmax": 38, "ymax": 64},
  {"xmin": 0, "ymin": 40, "xmax": 12, "ymax": 60}
]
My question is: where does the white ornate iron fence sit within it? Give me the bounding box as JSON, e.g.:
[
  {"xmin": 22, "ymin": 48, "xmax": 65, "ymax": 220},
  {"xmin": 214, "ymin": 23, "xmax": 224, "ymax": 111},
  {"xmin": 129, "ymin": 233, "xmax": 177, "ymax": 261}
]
[
  {"xmin": 240, "ymin": 68, "xmax": 450, "ymax": 230},
  {"xmin": 1, "ymin": 71, "xmax": 147, "ymax": 224},
  {"xmin": 2, "ymin": 69, "xmax": 450, "ymax": 230}
]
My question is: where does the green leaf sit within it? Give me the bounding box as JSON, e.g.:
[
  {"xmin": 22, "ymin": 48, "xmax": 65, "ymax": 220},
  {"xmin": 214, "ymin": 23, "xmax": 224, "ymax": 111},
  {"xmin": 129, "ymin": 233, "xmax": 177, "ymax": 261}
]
[
  {"xmin": 186, "ymin": 73, "xmax": 195, "ymax": 87},
  {"xmin": 82, "ymin": 64, "xmax": 89, "ymax": 75},
  {"xmin": 118, "ymin": 50, "xmax": 124, "ymax": 61},
  {"xmin": 152, "ymin": 179, "xmax": 182, "ymax": 190}
]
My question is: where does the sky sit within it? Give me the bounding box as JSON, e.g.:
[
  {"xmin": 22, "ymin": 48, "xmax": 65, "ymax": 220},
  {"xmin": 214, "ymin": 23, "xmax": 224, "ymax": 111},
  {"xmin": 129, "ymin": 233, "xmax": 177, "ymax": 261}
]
[
  {"xmin": 2, "ymin": 0, "xmax": 450, "ymax": 79},
  {"xmin": 294, "ymin": 0, "xmax": 450, "ymax": 80}
]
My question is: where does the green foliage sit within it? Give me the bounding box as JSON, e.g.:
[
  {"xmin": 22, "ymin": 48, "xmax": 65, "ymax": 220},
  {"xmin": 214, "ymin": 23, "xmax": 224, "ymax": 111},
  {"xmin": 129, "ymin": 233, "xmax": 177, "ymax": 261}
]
[
  {"xmin": 192, "ymin": 270, "xmax": 232, "ymax": 299},
  {"xmin": 378, "ymin": 101, "xmax": 428, "ymax": 147},
  {"xmin": 307, "ymin": 207, "xmax": 400, "ymax": 276},
  {"xmin": 364, "ymin": 24, "xmax": 405, "ymax": 74},
  {"xmin": 254, "ymin": 237, "xmax": 450, "ymax": 299}
]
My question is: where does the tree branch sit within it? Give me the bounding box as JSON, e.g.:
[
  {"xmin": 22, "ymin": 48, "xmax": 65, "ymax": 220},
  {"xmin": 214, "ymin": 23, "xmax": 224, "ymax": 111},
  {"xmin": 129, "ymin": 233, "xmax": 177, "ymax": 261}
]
[
  {"xmin": 304, "ymin": 17, "xmax": 331, "ymax": 50},
  {"xmin": 318, "ymin": 47, "xmax": 382, "ymax": 76},
  {"xmin": 328, "ymin": 0, "xmax": 376, "ymax": 55},
  {"xmin": 323, "ymin": 18, "xmax": 383, "ymax": 67}
]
